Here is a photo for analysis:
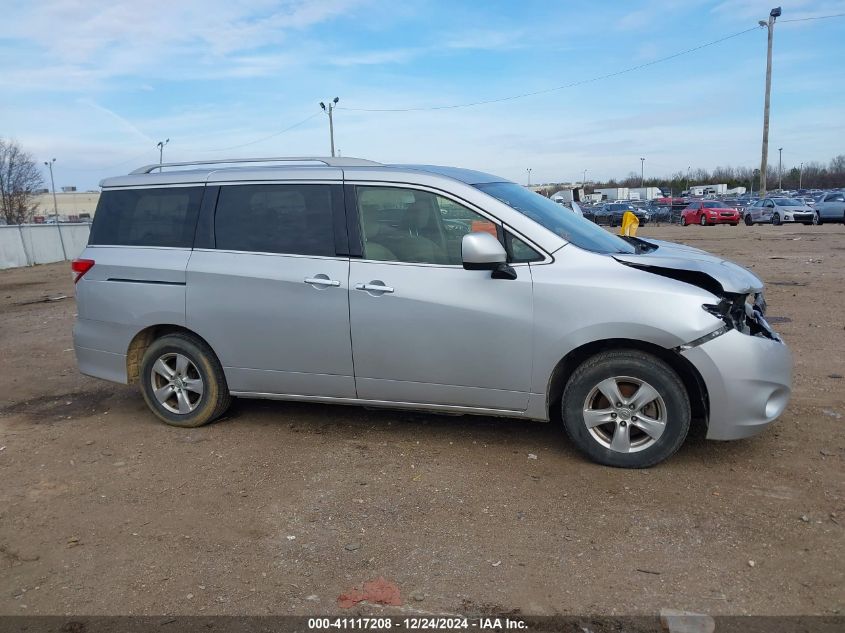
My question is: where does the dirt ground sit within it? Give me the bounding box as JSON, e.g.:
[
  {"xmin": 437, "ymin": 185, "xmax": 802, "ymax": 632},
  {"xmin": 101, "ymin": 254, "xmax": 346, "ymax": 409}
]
[{"xmin": 0, "ymin": 224, "xmax": 843, "ymax": 618}]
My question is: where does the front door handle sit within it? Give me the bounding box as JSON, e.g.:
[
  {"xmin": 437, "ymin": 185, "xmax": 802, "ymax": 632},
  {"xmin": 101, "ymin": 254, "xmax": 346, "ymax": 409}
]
[
  {"xmin": 305, "ymin": 275, "xmax": 341, "ymax": 288},
  {"xmin": 354, "ymin": 281, "xmax": 394, "ymax": 294}
]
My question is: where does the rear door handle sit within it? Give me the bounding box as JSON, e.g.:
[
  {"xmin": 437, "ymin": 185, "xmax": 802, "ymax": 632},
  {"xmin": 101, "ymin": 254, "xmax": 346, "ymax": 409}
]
[
  {"xmin": 355, "ymin": 282, "xmax": 394, "ymax": 294},
  {"xmin": 304, "ymin": 276, "xmax": 341, "ymax": 288}
]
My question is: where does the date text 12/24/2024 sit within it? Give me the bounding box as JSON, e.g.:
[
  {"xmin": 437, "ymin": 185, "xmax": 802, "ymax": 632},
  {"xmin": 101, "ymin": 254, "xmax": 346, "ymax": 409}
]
[{"xmin": 308, "ymin": 618, "xmax": 527, "ymax": 630}]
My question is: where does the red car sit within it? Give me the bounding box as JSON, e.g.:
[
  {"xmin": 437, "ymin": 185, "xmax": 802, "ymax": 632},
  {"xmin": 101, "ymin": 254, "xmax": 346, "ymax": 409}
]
[{"xmin": 681, "ymin": 200, "xmax": 741, "ymax": 226}]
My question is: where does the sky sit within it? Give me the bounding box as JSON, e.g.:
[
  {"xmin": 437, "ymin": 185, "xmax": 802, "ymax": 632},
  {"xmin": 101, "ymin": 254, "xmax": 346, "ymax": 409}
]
[{"xmin": 2, "ymin": 0, "xmax": 844, "ymax": 190}]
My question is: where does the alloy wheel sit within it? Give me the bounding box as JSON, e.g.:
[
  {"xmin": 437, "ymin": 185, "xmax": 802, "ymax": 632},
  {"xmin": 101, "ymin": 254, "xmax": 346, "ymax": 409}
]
[
  {"xmin": 582, "ymin": 376, "xmax": 667, "ymax": 453},
  {"xmin": 150, "ymin": 353, "xmax": 204, "ymax": 414}
]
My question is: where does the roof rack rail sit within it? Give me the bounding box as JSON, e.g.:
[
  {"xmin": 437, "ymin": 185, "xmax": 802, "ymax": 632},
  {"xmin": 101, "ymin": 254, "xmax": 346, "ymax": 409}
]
[{"xmin": 130, "ymin": 156, "xmax": 382, "ymax": 175}]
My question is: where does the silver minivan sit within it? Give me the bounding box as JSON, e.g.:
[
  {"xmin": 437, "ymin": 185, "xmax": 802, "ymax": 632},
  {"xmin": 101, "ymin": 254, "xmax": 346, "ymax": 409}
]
[{"xmin": 72, "ymin": 157, "xmax": 792, "ymax": 468}]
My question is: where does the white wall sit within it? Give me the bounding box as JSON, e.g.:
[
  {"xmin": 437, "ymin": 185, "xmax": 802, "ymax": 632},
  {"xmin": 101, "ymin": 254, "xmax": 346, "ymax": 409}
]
[{"xmin": 0, "ymin": 224, "xmax": 90, "ymax": 269}]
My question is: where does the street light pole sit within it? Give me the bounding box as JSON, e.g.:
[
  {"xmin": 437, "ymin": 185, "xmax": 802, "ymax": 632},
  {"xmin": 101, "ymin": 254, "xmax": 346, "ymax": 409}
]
[
  {"xmin": 758, "ymin": 7, "xmax": 781, "ymax": 198},
  {"xmin": 778, "ymin": 147, "xmax": 783, "ymax": 190},
  {"xmin": 526, "ymin": 168, "xmax": 532, "ymax": 186},
  {"xmin": 320, "ymin": 98, "xmax": 339, "ymax": 157},
  {"xmin": 156, "ymin": 139, "xmax": 169, "ymax": 168},
  {"xmin": 582, "ymin": 169, "xmax": 588, "ymax": 189},
  {"xmin": 43, "ymin": 157, "xmax": 67, "ymax": 260},
  {"xmin": 799, "ymin": 162, "xmax": 803, "ymax": 189},
  {"xmin": 640, "ymin": 157, "xmax": 645, "ymax": 187}
]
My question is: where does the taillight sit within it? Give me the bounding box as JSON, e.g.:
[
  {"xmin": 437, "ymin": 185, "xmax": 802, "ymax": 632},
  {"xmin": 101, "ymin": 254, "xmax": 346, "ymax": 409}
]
[{"xmin": 71, "ymin": 258, "xmax": 95, "ymax": 283}]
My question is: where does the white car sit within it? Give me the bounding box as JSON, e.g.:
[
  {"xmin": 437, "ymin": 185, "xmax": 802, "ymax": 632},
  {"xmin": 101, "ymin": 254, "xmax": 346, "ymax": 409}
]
[{"xmin": 743, "ymin": 197, "xmax": 815, "ymax": 226}]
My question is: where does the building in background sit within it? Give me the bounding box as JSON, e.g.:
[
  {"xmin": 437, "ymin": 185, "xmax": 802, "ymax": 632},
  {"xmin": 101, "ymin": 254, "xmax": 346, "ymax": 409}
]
[{"xmin": 32, "ymin": 190, "xmax": 99, "ymax": 222}]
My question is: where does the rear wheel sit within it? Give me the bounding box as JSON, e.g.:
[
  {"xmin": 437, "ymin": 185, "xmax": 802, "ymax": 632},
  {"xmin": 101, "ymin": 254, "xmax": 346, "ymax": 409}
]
[
  {"xmin": 140, "ymin": 333, "xmax": 231, "ymax": 428},
  {"xmin": 561, "ymin": 350, "xmax": 691, "ymax": 468}
]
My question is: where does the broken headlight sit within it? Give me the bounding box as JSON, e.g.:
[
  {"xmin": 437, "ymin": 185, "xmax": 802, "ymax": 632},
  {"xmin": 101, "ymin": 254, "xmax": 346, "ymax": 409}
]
[{"xmin": 703, "ymin": 292, "xmax": 781, "ymax": 342}]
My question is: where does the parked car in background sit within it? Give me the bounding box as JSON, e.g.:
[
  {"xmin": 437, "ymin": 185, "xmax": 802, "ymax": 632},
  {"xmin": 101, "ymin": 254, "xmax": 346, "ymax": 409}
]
[
  {"xmin": 593, "ymin": 202, "xmax": 650, "ymax": 227},
  {"xmin": 72, "ymin": 156, "xmax": 791, "ymax": 468},
  {"xmin": 744, "ymin": 197, "xmax": 815, "ymax": 226},
  {"xmin": 813, "ymin": 191, "xmax": 845, "ymax": 224},
  {"xmin": 681, "ymin": 200, "xmax": 740, "ymax": 226},
  {"xmin": 645, "ymin": 200, "xmax": 672, "ymax": 224}
]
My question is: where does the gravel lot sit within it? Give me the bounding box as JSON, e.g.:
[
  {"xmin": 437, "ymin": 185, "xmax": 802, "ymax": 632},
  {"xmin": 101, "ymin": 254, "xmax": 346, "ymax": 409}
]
[{"xmin": 1, "ymin": 224, "xmax": 843, "ymax": 617}]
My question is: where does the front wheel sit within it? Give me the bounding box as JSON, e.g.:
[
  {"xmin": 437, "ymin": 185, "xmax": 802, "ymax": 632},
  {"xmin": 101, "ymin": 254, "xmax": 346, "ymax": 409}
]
[
  {"xmin": 772, "ymin": 212, "xmax": 781, "ymax": 226},
  {"xmin": 681, "ymin": 215, "xmax": 688, "ymax": 226},
  {"xmin": 812, "ymin": 212, "xmax": 821, "ymax": 225},
  {"xmin": 140, "ymin": 333, "xmax": 231, "ymax": 428},
  {"xmin": 700, "ymin": 215, "xmax": 707, "ymax": 226},
  {"xmin": 561, "ymin": 350, "xmax": 691, "ymax": 468},
  {"xmin": 744, "ymin": 214, "xmax": 753, "ymax": 226}
]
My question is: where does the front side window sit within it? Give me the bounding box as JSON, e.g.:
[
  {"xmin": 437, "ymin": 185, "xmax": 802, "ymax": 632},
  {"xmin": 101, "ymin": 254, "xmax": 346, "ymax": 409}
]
[
  {"xmin": 214, "ymin": 184, "xmax": 336, "ymax": 256},
  {"xmin": 89, "ymin": 186, "xmax": 203, "ymax": 247},
  {"xmin": 356, "ymin": 186, "xmax": 497, "ymax": 265}
]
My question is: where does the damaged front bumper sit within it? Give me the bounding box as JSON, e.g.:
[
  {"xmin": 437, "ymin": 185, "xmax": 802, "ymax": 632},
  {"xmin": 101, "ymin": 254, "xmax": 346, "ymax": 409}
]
[{"xmin": 681, "ymin": 326, "xmax": 792, "ymax": 441}]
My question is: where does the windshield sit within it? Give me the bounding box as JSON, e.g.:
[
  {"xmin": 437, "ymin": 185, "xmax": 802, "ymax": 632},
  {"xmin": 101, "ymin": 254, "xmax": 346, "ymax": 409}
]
[
  {"xmin": 475, "ymin": 182, "xmax": 635, "ymax": 254},
  {"xmin": 702, "ymin": 201, "xmax": 728, "ymax": 208},
  {"xmin": 773, "ymin": 198, "xmax": 801, "ymax": 206}
]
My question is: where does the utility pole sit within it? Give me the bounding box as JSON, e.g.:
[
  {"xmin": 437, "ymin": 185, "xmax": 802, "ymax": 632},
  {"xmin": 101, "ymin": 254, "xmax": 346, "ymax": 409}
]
[
  {"xmin": 799, "ymin": 162, "xmax": 803, "ymax": 189},
  {"xmin": 582, "ymin": 169, "xmax": 588, "ymax": 190},
  {"xmin": 758, "ymin": 7, "xmax": 781, "ymax": 198},
  {"xmin": 156, "ymin": 139, "xmax": 169, "ymax": 167},
  {"xmin": 640, "ymin": 157, "xmax": 645, "ymax": 187},
  {"xmin": 526, "ymin": 168, "xmax": 532, "ymax": 186},
  {"xmin": 320, "ymin": 98, "xmax": 339, "ymax": 157},
  {"xmin": 778, "ymin": 147, "xmax": 783, "ymax": 191},
  {"xmin": 43, "ymin": 158, "xmax": 67, "ymax": 260},
  {"xmin": 686, "ymin": 166, "xmax": 691, "ymax": 193}
]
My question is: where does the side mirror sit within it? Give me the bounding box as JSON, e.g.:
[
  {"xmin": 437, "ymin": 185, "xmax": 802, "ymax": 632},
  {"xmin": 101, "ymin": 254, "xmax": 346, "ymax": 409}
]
[{"xmin": 461, "ymin": 232, "xmax": 516, "ymax": 280}]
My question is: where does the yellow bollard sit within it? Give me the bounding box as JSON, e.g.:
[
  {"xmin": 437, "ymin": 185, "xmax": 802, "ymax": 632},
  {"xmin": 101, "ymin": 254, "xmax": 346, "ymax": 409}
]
[{"xmin": 620, "ymin": 211, "xmax": 639, "ymax": 237}]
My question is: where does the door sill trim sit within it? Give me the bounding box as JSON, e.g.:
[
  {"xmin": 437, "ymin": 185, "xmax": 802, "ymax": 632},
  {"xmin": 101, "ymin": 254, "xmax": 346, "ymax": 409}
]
[{"xmin": 229, "ymin": 391, "xmax": 532, "ymax": 418}]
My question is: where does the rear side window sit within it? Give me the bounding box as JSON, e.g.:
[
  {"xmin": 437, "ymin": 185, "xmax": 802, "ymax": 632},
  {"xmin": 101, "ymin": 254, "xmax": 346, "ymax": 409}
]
[
  {"xmin": 89, "ymin": 187, "xmax": 203, "ymax": 247},
  {"xmin": 214, "ymin": 184, "xmax": 336, "ymax": 256}
]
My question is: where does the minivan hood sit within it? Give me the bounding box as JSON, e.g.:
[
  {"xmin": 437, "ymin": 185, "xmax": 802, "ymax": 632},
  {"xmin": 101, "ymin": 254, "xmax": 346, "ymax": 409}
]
[{"xmin": 614, "ymin": 240, "xmax": 763, "ymax": 295}]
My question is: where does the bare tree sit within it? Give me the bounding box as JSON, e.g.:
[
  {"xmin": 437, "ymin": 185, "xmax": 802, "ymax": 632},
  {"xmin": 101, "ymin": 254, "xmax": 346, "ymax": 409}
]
[{"xmin": 0, "ymin": 138, "xmax": 44, "ymax": 224}]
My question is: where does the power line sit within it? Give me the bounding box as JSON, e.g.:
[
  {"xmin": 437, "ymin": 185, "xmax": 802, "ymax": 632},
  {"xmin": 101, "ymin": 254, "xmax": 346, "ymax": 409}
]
[
  {"xmin": 780, "ymin": 12, "xmax": 845, "ymax": 22},
  {"xmin": 195, "ymin": 112, "xmax": 321, "ymax": 152},
  {"xmin": 338, "ymin": 25, "xmax": 763, "ymax": 112}
]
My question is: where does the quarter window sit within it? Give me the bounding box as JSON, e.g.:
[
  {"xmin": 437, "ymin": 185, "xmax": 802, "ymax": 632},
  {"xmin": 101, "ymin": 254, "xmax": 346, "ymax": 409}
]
[
  {"xmin": 506, "ymin": 233, "xmax": 543, "ymax": 263},
  {"xmin": 356, "ymin": 186, "xmax": 498, "ymax": 265},
  {"xmin": 214, "ymin": 184, "xmax": 336, "ymax": 256},
  {"xmin": 89, "ymin": 187, "xmax": 203, "ymax": 247}
]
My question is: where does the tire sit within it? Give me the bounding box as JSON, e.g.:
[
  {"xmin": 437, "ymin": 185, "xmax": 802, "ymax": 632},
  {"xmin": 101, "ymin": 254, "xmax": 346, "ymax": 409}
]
[
  {"xmin": 561, "ymin": 349, "xmax": 691, "ymax": 468},
  {"xmin": 700, "ymin": 215, "xmax": 707, "ymax": 226},
  {"xmin": 730, "ymin": 223, "xmax": 738, "ymax": 226},
  {"xmin": 681, "ymin": 215, "xmax": 688, "ymax": 226},
  {"xmin": 744, "ymin": 214, "xmax": 753, "ymax": 226},
  {"xmin": 813, "ymin": 212, "xmax": 822, "ymax": 225},
  {"xmin": 802, "ymin": 222, "xmax": 812, "ymax": 226},
  {"xmin": 139, "ymin": 333, "xmax": 231, "ymax": 428},
  {"xmin": 772, "ymin": 212, "xmax": 781, "ymax": 226}
]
